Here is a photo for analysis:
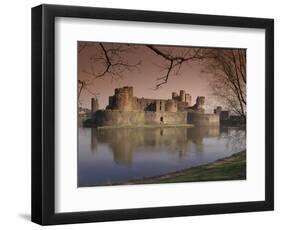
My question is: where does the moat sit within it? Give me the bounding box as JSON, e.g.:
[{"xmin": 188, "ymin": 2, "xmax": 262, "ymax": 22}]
[{"xmin": 78, "ymin": 126, "xmax": 246, "ymax": 187}]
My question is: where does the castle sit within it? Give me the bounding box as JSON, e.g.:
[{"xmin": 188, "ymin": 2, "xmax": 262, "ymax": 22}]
[{"xmin": 88, "ymin": 86, "xmax": 220, "ymax": 127}]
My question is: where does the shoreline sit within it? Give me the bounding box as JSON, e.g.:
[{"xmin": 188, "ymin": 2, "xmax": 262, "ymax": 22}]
[
  {"xmin": 96, "ymin": 123, "xmax": 194, "ymax": 130},
  {"xmin": 109, "ymin": 150, "xmax": 246, "ymax": 186}
]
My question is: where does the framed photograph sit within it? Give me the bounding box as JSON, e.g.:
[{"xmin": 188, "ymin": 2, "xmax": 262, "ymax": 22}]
[{"xmin": 31, "ymin": 4, "xmax": 274, "ymax": 225}]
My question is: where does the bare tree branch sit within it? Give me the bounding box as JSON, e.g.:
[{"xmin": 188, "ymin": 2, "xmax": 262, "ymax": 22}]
[
  {"xmin": 203, "ymin": 49, "xmax": 246, "ymax": 118},
  {"xmin": 146, "ymin": 45, "xmax": 205, "ymax": 89},
  {"xmin": 79, "ymin": 42, "xmax": 246, "ymax": 119},
  {"xmin": 78, "ymin": 42, "xmax": 141, "ymax": 101}
]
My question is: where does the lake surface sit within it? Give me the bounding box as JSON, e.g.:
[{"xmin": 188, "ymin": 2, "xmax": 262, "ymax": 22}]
[{"xmin": 78, "ymin": 126, "xmax": 246, "ymax": 187}]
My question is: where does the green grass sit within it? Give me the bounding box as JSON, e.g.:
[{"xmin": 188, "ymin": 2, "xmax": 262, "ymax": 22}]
[{"xmin": 126, "ymin": 151, "xmax": 246, "ymax": 185}]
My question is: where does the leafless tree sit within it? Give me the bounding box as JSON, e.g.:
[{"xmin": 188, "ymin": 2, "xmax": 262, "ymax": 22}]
[
  {"xmin": 202, "ymin": 49, "xmax": 246, "ymax": 119},
  {"xmin": 78, "ymin": 42, "xmax": 141, "ymax": 103}
]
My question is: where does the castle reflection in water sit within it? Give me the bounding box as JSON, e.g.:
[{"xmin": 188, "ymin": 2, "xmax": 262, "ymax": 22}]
[{"xmin": 89, "ymin": 126, "xmax": 244, "ymax": 165}]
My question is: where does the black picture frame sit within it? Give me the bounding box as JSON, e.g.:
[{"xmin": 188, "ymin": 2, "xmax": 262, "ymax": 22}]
[{"xmin": 31, "ymin": 4, "xmax": 274, "ymax": 225}]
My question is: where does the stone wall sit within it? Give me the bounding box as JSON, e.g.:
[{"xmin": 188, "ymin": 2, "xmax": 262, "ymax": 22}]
[
  {"xmin": 188, "ymin": 112, "xmax": 220, "ymax": 126},
  {"xmin": 94, "ymin": 110, "xmax": 145, "ymax": 126},
  {"xmin": 144, "ymin": 111, "xmax": 187, "ymax": 125},
  {"xmin": 93, "ymin": 110, "xmax": 187, "ymax": 126},
  {"xmin": 133, "ymin": 98, "xmax": 154, "ymax": 111},
  {"xmin": 165, "ymin": 99, "xmax": 177, "ymax": 112},
  {"xmin": 93, "ymin": 110, "xmax": 220, "ymax": 127}
]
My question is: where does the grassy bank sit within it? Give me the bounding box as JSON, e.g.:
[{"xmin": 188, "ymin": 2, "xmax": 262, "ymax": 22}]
[
  {"xmin": 97, "ymin": 123, "xmax": 194, "ymax": 130},
  {"xmin": 123, "ymin": 150, "xmax": 246, "ymax": 185}
]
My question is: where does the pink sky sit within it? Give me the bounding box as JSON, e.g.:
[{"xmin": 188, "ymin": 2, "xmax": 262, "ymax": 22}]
[{"xmin": 78, "ymin": 42, "xmax": 226, "ymax": 112}]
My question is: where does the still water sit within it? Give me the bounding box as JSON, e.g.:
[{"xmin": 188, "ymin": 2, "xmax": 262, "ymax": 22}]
[{"xmin": 78, "ymin": 126, "xmax": 246, "ymax": 187}]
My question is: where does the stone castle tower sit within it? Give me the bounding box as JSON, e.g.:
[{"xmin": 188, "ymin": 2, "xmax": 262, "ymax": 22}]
[
  {"xmin": 106, "ymin": 87, "xmax": 195, "ymax": 113},
  {"xmin": 91, "ymin": 97, "xmax": 99, "ymax": 113},
  {"xmin": 105, "ymin": 86, "xmax": 206, "ymax": 113},
  {"xmin": 88, "ymin": 86, "xmax": 220, "ymax": 127},
  {"xmin": 108, "ymin": 86, "xmax": 134, "ymax": 111},
  {"xmin": 172, "ymin": 90, "xmax": 192, "ymax": 105}
]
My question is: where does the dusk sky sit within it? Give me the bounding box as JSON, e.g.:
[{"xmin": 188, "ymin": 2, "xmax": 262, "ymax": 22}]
[{"xmin": 78, "ymin": 42, "xmax": 228, "ymax": 112}]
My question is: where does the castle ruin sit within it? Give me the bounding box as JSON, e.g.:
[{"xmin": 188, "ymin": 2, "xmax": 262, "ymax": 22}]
[{"xmin": 88, "ymin": 86, "xmax": 220, "ymax": 127}]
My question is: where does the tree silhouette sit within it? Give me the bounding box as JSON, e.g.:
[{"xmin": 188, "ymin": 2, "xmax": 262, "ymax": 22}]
[
  {"xmin": 78, "ymin": 42, "xmax": 246, "ymax": 117},
  {"xmin": 202, "ymin": 49, "xmax": 246, "ymax": 119}
]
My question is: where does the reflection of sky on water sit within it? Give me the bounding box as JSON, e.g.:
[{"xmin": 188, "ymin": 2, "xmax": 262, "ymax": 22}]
[{"xmin": 78, "ymin": 127, "xmax": 246, "ymax": 187}]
